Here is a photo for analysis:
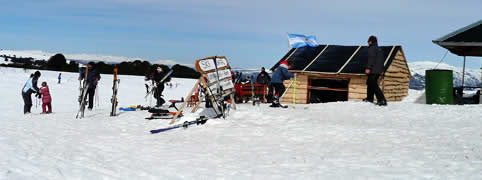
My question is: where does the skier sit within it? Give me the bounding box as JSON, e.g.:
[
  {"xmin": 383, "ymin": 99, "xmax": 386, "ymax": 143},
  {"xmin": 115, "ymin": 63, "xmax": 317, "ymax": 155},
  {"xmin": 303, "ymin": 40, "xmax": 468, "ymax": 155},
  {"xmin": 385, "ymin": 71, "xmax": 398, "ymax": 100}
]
[
  {"xmin": 231, "ymin": 71, "xmax": 236, "ymax": 84},
  {"xmin": 79, "ymin": 62, "xmax": 101, "ymax": 110},
  {"xmin": 256, "ymin": 67, "xmax": 271, "ymax": 84},
  {"xmin": 256, "ymin": 67, "xmax": 272, "ymax": 102},
  {"xmin": 149, "ymin": 67, "xmax": 166, "ymax": 107},
  {"xmin": 39, "ymin": 81, "xmax": 52, "ymax": 113},
  {"xmin": 364, "ymin": 35, "xmax": 387, "ymax": 106},
  {"xmin": 21, "ymin": 71, "xmax": 41, "ymax": 114},
  {"xmin": 58, "ymin": 73, "xmax": 61, "ymax": 84},
  {"xmin": 270, "ymin": 60, "xmax": 294, "ymax": 107}
]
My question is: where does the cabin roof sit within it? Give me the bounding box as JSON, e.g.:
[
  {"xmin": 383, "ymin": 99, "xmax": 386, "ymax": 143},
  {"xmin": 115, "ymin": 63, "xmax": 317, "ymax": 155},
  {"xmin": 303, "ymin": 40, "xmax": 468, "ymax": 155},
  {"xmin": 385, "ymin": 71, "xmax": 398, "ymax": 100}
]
[{"xmin": 271, "ymin": 45, "xmax": 403, "ymax": 74}]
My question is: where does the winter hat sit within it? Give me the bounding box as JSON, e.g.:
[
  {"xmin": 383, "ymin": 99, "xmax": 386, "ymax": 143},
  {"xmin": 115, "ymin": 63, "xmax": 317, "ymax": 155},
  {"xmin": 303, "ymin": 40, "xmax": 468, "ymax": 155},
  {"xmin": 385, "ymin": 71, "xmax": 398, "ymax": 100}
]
[
  {"xmin": 34, "ymin": 71, "xmax": 41, "ymax": 77},
  {"xmin": 279, "ymin": 60, "xmax": 289, "ymax": 69}
]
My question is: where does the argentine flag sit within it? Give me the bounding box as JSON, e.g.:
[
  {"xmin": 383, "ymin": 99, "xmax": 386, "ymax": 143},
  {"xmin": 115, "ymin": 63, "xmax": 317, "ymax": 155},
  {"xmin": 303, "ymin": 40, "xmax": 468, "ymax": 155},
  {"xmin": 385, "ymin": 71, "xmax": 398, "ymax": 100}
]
[{"xmin": 288, "ymin": 34, "xmax": 319, "ymax": 48}]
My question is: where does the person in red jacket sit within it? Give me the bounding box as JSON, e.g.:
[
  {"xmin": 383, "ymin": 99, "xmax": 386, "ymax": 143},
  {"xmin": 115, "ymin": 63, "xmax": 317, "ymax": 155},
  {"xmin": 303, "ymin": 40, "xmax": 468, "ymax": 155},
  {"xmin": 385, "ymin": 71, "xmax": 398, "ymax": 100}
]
[{"xmin": 39, "ymin": 81, "xmax": 52, "ymax": 113}]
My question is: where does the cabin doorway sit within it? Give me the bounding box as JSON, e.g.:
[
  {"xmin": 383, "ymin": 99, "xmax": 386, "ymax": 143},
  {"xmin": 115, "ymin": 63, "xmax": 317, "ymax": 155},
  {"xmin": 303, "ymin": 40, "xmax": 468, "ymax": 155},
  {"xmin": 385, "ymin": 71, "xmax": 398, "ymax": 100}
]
[{"xmin": 309, "ymin": 78, "xmax": 349, "ymax": 103}]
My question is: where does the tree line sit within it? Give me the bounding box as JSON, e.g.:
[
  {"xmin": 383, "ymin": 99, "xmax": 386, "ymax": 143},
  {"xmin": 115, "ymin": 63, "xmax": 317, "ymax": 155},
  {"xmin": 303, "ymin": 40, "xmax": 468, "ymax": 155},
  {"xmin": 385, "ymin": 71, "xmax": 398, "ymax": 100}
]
[{"xmin": 1, "ymin": 53, "xmax": 200, "ymax": 79}]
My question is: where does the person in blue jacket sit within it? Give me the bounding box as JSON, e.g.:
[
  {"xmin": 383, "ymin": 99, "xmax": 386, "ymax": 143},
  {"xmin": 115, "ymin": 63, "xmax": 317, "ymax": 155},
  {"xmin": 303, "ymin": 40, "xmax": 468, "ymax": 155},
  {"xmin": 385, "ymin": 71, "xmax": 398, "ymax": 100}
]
[
  {"xmin": 21, "ymin": 71, "xmax": 41, "ymax": 114},
  {"xmin": 270, "ymin": 60, "xmax": 294, "ymax": 107},
  {"xmin": 58, "ymin": 73, "xmax": 61, "ymax": 84}
]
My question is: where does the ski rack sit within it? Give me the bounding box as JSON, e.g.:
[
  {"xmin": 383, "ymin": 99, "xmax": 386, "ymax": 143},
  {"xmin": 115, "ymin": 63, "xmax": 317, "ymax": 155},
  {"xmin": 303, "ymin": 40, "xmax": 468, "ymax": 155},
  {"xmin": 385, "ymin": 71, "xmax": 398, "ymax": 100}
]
[{"xmin": 169, "ymin": 56, "xmax": 236, "ymax": 124}]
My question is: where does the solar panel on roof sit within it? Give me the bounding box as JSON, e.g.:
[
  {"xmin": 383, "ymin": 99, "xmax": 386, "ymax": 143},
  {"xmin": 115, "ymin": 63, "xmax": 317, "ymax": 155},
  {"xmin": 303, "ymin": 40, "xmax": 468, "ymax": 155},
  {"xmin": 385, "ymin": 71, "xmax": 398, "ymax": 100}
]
[{"xmin": 271, "ymin": 45, "xmax": 401, "ymax": 74}]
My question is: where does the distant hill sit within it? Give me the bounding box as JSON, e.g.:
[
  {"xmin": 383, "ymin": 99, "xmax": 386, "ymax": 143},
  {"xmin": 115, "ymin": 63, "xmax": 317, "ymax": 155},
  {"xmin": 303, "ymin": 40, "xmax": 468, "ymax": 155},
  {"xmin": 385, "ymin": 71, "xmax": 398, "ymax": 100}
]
[
  {"xmin": 0, "ymin": 49, "xmax": 199, "ymax": 78},
  {"xmin": 0, "ymin": 49, "xmax": 178, "ymax": 65}
]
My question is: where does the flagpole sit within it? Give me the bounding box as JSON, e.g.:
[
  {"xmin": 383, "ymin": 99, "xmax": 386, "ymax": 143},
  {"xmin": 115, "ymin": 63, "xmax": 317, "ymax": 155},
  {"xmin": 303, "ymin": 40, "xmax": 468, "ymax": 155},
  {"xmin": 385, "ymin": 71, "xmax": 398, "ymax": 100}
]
[{"xmin": 286, "ymin": 32, "xmax": 290, "ymax": 50}]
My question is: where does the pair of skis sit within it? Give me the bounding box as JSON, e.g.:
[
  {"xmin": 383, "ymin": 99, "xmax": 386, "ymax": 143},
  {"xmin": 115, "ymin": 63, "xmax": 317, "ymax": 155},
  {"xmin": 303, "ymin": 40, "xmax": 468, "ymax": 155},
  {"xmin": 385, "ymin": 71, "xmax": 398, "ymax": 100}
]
[
  {"xmin": 150, "ymin": 115, "xmax": 212, "ymax": 134},
  {"xmin": 76, "ymin": 68, "xmax": 90, "ymax": 119},
  {"xmin": 110, "ymin": 68, "xmax": 119, "ymax": 116},
  {"xmin": 76, "ymin": 66, "xmax": 121, "ymax": 118},
  {"xmin": 250, "ymin": 75, "xmax": 260, "ymax": 106},
  {"xmin": 209, "ymin": 56, "xmax": 227, "ymax": 118}
]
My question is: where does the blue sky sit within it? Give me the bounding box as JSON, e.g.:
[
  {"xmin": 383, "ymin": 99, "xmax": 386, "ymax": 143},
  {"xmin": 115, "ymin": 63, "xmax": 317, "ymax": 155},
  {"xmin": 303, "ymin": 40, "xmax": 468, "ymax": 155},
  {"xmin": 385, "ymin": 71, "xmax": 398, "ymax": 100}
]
[{"xmin": 0, "ymin": 0, "xmax": 480, "ymax": 69}]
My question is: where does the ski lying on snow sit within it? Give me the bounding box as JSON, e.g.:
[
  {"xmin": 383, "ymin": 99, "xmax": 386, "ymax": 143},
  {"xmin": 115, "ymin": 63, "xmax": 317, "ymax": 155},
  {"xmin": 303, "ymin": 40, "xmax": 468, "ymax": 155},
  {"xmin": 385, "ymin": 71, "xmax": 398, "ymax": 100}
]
[{"xmin": 150, "ymin": 115, "xmax": 218, "ymax": 134}]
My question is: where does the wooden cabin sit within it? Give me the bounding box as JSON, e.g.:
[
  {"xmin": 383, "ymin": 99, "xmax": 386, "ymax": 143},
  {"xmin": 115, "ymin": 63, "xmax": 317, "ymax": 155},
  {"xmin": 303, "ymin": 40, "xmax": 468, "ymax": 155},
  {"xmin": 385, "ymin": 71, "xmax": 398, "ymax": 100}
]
[{"xmin": 270, "ymin": 45, "xmax": 411, "ymax": 104}]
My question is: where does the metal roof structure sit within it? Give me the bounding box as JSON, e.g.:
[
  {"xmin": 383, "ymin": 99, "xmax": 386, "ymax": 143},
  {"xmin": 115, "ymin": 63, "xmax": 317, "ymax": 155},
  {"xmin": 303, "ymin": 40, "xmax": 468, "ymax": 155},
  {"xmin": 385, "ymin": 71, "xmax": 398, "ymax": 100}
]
[{"xmin": 432, "ymin": 20, "xmax": 482, "ymax": 57}]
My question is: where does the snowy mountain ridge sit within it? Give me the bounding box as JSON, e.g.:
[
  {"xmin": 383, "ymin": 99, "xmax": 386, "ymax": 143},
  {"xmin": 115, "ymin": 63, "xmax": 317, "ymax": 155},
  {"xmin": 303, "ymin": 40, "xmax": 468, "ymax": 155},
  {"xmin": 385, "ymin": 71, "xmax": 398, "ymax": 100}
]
[{"xmin": 408, "ymin": 61, "xmax": 480, "ymax": 90}]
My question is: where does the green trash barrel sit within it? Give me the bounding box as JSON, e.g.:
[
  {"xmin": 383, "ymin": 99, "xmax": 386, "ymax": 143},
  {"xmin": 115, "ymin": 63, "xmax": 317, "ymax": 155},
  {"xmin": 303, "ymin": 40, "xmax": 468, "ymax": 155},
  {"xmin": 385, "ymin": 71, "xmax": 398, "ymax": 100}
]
[{"xmin": 425, "ymin": 69, "xmax": 453, "ymax": 104}]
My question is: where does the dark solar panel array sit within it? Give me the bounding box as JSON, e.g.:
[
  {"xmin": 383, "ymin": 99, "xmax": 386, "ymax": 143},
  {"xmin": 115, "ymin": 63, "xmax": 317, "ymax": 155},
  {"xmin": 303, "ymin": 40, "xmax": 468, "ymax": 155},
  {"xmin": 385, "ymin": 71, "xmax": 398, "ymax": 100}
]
[
  {"xmin": 305, "ymin": 45, "xmax": 358, "ymax": 72},
  {"xmin": 271, "ymin": 45, "xmax": 401, "ymax": 74}
]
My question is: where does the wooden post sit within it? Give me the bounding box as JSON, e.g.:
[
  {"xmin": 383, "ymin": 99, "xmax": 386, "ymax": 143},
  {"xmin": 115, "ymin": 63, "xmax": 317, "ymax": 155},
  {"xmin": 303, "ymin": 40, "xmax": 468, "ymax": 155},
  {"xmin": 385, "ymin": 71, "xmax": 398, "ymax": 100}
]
[
  {"xmin": 191, "ymin": 93, "xmax": 207, "ymax": 113},
  {"xmin": 170, "ymin": 79, "xmax": 201, "ymax": 124},
  {"xmin": 199, "ymin": 76, "xmax": 221, "ymax": 115},
  {"xmin": 230, "ymin": 93, "xmax": 236, "ymax": 110}
]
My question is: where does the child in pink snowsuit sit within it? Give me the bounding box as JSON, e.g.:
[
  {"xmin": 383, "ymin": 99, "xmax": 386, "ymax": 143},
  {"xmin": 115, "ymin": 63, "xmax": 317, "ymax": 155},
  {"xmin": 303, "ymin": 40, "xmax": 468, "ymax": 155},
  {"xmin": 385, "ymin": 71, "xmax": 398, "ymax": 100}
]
[{"xmin": 39, "ymin": 82, "xmax": 52, "ymax": 113}]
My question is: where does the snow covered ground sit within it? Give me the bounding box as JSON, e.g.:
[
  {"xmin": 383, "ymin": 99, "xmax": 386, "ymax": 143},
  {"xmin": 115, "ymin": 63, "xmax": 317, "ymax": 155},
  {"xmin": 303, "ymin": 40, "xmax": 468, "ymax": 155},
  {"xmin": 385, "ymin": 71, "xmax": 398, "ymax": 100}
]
[{"xmin": 1, "ymin": 67, "xmax": 481, "ymax": 179}]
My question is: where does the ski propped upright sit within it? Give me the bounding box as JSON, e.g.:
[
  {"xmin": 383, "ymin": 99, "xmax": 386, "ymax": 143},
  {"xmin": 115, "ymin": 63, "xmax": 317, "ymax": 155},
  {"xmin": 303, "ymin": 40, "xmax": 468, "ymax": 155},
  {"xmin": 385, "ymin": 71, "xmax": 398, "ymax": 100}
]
[
  {"xmin": 76, "ymin": 67, "xmax": 89, "ymax": 119},
  {"xmin": 110, "ymin": 67, "xmax": 119, "ymax": 116},
  {"xmin": 212, "ymin": 56, "xmax": 226, "ymax": 118}
]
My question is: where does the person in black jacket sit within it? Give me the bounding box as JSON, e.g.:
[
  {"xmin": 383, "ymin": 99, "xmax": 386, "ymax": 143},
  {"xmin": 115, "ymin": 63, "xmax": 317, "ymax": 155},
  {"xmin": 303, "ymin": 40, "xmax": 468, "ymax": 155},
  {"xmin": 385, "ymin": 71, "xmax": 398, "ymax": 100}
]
[
  {"xmin": 79, "ymin": 62, "xmax": 101, "ymax": 110},
  {"xmin": 21, "ymin": 71, "xmax": 41, "ymax": 114},
  {"xmin": 365, "ymin": 36, "xmax": 387, "ymax": 106},
  {"xmin": 256, "ymin": 67, "xmax": 273, "ymax": 102},
  {"xmin": 256, "ymin": 67, "xmax": 271, "ymax": 84},
  {"xmin": 149, "ymin": 67, "xmax": 166, "ymax": 107}
]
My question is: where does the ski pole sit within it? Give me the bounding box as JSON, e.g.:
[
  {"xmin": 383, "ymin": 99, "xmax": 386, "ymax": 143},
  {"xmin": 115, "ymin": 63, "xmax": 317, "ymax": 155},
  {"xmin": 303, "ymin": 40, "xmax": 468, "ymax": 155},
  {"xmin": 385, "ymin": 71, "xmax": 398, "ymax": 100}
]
[
  {"xmin": 280, "ymin": 79, "xmax": 294, "ymax": 102},
  {"xmin": 95, "ymin": 86, "xmax": 100, "ymax": 108},
  {"xmin": 293, "ymin": 75, "xmax": 296, "ymax": 108}
]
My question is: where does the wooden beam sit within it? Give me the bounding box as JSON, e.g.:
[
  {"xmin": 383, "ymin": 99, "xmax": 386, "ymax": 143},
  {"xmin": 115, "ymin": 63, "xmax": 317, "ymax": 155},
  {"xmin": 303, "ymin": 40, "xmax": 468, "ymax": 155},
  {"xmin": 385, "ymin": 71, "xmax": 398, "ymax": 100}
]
[
  {"xmin": 191, "ymin": 93, "xmax": 207, "ymax": 113},
  {"xmin": 230, "ymin": 93, "xmax": 236, "ymax": 110},
  {"xmin": 199, "ymin": 76, "xmax": 221, "ymax": 115},
  {"xmin": 290, "ymin": 70, "xmax": 365, "ymax": 78},
  {"xmin": 337, "ymin": 46, "xmax": 362, "ymax": 73},
  {"xmin": 309, "ymin": 86, "xmax": 348, "ymax": 92},
  {"xmin": 384, "ymin": 46, "xmax": 396, "ymax": 66},
  {"xmin": 285, "ymin": 48, "xmax": 298, "ymax": 61},
  {"xmin": 302, "ymin": 45, "xmax": 329, "ymax": 71},
  {"xmin": 170, "ymin": 79, "xmax": 201, "ymax": 124}
]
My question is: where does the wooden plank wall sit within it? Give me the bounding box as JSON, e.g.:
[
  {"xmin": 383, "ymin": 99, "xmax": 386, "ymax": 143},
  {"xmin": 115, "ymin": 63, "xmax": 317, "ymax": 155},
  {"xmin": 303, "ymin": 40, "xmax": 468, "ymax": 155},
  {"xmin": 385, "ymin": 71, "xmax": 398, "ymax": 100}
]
[
  {"xmin": 281, "ymin": 75, "xmax": 309, "ymax": 104},
  {"xmin": 382, "ymin": 50, "xmax": 410, "ymax": 101},
  {"xmin": 348, "ymin": 76, "xmax": 368, "ymax": 101},
  {"xmin": 348, "ymin": 49, "xmax": 410, "ymax": 101}
]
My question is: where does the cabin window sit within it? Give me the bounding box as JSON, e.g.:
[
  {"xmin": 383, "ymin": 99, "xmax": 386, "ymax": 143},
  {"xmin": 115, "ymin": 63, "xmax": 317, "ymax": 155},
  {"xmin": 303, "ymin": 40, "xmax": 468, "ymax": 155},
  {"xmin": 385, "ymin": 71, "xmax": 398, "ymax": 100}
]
[{"xmin": 309, "ymin": 78, "xmax": 349, "ymax": 103}]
